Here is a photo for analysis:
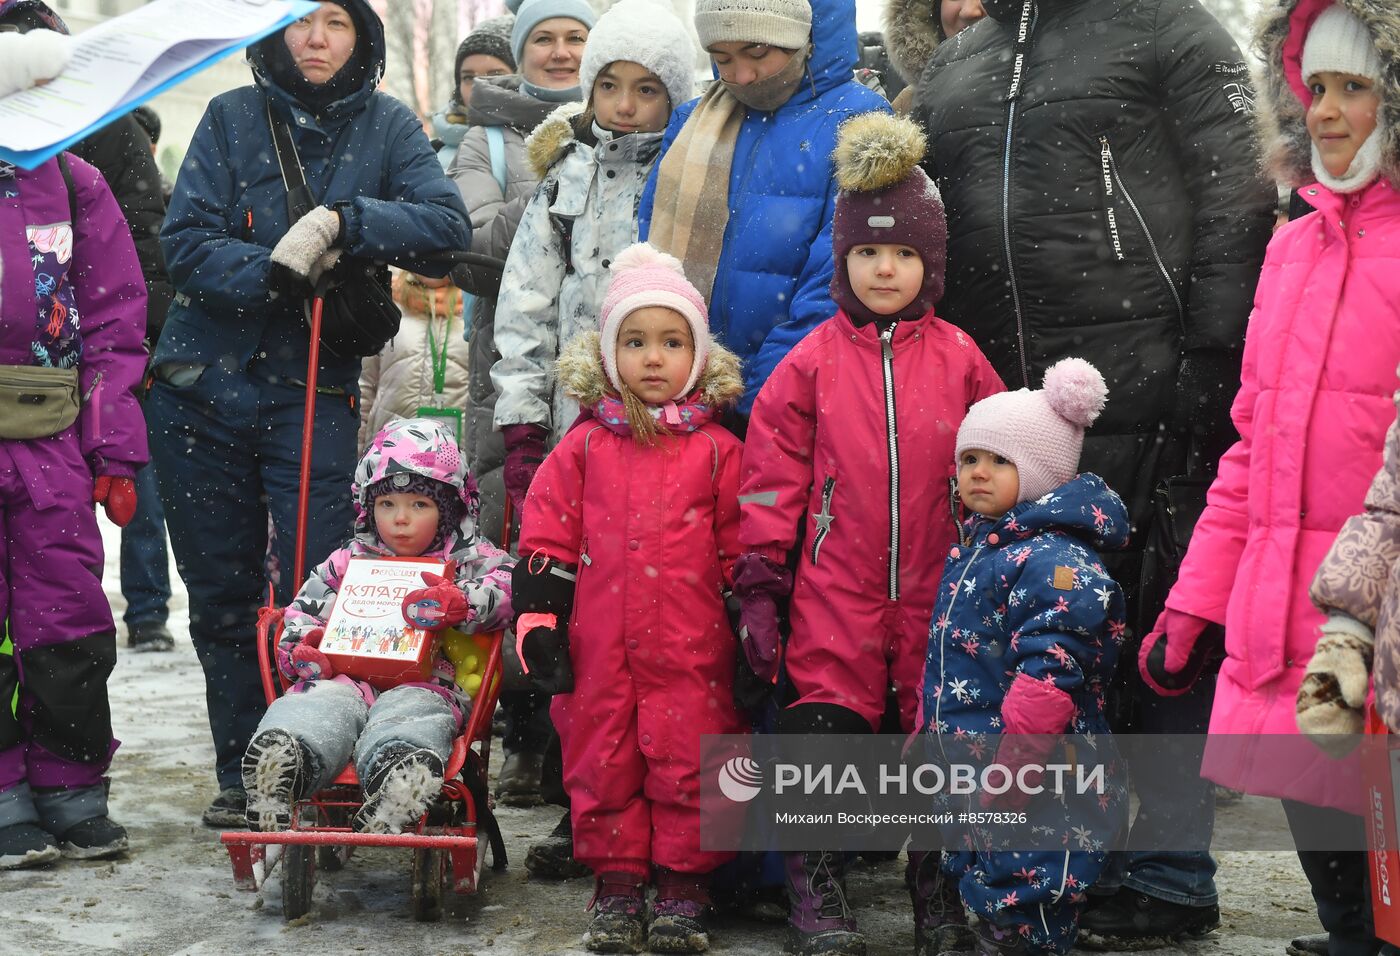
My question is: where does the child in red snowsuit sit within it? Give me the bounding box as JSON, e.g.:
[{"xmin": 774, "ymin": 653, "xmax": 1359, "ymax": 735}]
[
  {"xmin": 735, "ymin": 113, "xmax": 1004, "ymax": 956},
  {"xmin": 514, "ymin": 243, "xmax": 748, "ymax": 954}
]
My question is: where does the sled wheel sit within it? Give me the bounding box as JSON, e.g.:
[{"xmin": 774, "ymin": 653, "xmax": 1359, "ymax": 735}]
[
  {"xmin": 411, "ymin": 846, "xmax": 446, "ymax": 922},
  {"xmin": 283, "ymin": 844, "xmax": 315, "ymax": 920},
  {"xmin": 317, "ymin": 806, "xmax": 351, "ymax": 871}
]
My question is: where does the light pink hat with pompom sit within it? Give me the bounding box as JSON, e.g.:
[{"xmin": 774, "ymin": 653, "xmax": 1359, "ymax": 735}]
[
  {"xmin": 598, "ymin": 242, "xmax": 710, "ymax": 402},
  {"xmin": 955, "ymin": 358, "xmax": 1108, "ymax": 505}
]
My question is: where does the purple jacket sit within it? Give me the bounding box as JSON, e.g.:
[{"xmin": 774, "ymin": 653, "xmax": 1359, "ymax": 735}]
[{"xmin": 1, "ymin": 155, "xmax": 147, "ymax": 485}]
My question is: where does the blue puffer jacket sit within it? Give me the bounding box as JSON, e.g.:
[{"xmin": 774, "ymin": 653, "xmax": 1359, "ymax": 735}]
[
  {"xmin": 637, "ymin": 0, "xmax": 889, "ymax": 413},
  {"xmin": 157, "ymin": 0, "xmax": 470, "ymax": 389},
  {"xmin": 922, "ymin": 474, "xmax": 1130, "ymax": 740}
]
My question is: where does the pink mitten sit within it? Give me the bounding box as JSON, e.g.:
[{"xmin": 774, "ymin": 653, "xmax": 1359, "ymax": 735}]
[
  {"xmin": 981, "ymin": 674, "xmax": 1075, "ymax": 810},
  {"xmin": 1137, "ymin": 609, "xmax": 1222, "ymax": 697}
]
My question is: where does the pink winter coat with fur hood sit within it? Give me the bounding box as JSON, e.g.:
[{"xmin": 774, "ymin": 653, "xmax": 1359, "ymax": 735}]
[{"xmin": 1164, "ymin": 0, "xmax": 1400, "ymax": 814}]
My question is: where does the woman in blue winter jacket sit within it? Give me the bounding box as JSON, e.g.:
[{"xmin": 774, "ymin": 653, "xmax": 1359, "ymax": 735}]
[
  {"xmin": 637, "ymin": 0, "xmax": 889, "ymax": 423},
  {"xmin": 151, "ymin": 0, "xmax": 471, "ymax": 829}
]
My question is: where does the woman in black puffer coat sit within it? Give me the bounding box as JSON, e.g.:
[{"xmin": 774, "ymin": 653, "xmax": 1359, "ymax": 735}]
[{"xmin": 910, "ymin": 0, "xmax": 1274, "ymax": 602}]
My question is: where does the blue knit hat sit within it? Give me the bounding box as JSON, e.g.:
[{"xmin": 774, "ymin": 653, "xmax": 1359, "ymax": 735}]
[{"xmin": 510, "ymin": 0, "xmax": 597, "ymax": 66}]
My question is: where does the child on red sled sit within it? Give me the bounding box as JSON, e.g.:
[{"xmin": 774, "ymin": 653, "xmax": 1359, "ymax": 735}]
[{"xmin": 241, "ymin": 417, "xmax": 513, "ymax": 834}]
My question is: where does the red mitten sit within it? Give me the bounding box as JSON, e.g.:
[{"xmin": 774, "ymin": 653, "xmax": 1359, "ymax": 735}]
[
  {"xmin": 93, "ymin": 475, "xmax": 137, "ymax": 527},
  {"xmin": 1137, "ymin": 609, "xmax": 1222, "ymax": 697},
  {"xmin": 402, "ymin": 571, "xmax": 473, "ymax": 631}
]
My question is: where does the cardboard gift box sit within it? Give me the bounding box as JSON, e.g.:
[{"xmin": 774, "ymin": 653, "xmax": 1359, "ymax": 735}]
[
  {"xmin": 319, "ymin": 556, "xmax": 448, "ymax": 688},
  {"xmin": 1365, "ymin": 706, "xmax": 1400, "ymax": 945}
]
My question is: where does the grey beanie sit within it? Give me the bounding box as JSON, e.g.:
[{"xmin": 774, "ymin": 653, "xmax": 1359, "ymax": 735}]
[
  {"xmin": 694, "ymin": 0, "xmax": 811, "ymax": 51},
  {"xmin": 510, "ymin": 0, "xmax": 598, "ymax": 66}
]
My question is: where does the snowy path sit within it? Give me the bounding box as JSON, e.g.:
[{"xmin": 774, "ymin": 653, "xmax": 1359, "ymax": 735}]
[{"xmin": 1, "ymin": 519, "xmax": 1329, "ymax": 955}]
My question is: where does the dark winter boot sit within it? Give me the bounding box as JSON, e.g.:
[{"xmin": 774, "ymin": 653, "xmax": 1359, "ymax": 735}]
[
  {"xmin": 907, "ymin": 851, "xmax": 974, "ymax": 955},
  {"xmin": 354, "ymin": 745, "xmax": 444, "ymax": 835},
  {"xmin": 1076, "ymin": 888, "xmax": 1220, "ymax": 951},
  {"xmin": 650, "ymin": 868, "xmax": 712, "ymax": 953},
  {"xmin": 127, "ymin": 620, "xmax": 175, "ymax": 652},
  {"xmin": 242, "ymin": 729, "xmax": 310, "ymax": 832},
  {"xmin": 57, "ymin": 815, "xmax": 129, "ymax": 860},
  {"xmin": 784, "ymin": 851, "xmax": 866, "ymax": 956},
  {"xmin": 495, "ymin": 750, "xmax": 545, "ymax": 807},
  {"xmin": 201, "ymin": 786, "xmax": 247, "ymax": 829},
  {"xmin": 526, "ymin": 810, "xmax": 590, "ymax": 880},
  {"xmin": 1286, "ymin": 933, "xmax": 1329, "ymax": 956},
  {"xmin": 583, "ymin": 870, "xmax": 647, "ymax": 954},
  {"xmin": 973, "ymin": 921, "xmax": 1033, "ymax": 955},
  {"xmin": 0, "ymin": 822, "xmax": 60, "ymax": 870}
]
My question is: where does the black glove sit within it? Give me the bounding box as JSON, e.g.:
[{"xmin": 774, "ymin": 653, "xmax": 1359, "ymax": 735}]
[
  {"xmin": 512, "ymin": 554, "xmax": 578, "ymax": 696},
  {"xmin": 1172, "ymin": 350, "xmax": 1241, "ymax": 470},
  {"xmin": 519, "ymin": 619, "xmax": 574, "ymax": 695},
  {"xmin": 268, "ymin": 260, "xmax": 311, "ymax": 301}
]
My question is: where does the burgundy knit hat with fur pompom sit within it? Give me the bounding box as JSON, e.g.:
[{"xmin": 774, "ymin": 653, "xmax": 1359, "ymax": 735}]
[
  {"xmin": 956, "ymin": 358, "xmax": 1109, "ymax": 504},
  {"xmin": 830, "ymin": 112, "xmax": 947, "ymax": 326}
]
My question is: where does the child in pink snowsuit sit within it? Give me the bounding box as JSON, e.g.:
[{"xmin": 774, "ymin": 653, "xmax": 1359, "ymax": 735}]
[
  {"xmin": 734, "ymin": 112, "xmax": 1003, "ymax": 955},
  {"xmin": 514, "ymin": 243, "xmax": 749, "ymax": 954},
  {"xmin": 0, "ymin": 149, "xmax": 148, "ymax": 869},
  {"xmin": 1139, "ymin": 3, "xmax": 1400, "ymax": 951}
]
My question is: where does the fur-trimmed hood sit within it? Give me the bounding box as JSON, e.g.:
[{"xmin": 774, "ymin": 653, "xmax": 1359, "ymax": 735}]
[
  {"xmin": 1255, "ymin": 0, "xmax": 1400, "ymax": 187},
  {"xmin": 884, "ymin": 0, "xmax": 944, "ymax": 86},
  {"xmin": 526, "ymin": 102, "xmax": 587, "ymax": 178},
  {"xmin": 556, "ymin": 329, "xmax": 744, "ymax": 409}
]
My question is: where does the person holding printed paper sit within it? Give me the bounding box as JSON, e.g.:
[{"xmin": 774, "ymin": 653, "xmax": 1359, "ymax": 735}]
[{"xmin": 241, "ymin": 418, "xmax": 513, "ymax": 835}]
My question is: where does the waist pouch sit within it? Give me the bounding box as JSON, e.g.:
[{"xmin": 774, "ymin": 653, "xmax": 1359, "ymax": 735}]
[{"xmin": 0, "ymin": 365, "xmax": 80, "ymax": 439}]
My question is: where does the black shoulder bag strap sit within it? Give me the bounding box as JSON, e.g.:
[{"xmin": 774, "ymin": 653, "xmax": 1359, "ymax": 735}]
[
  {"xmin": 265, "ymin": 98, "xmax": 317, "ymax": 227},
  {"xmin": 58, "ymin": 153, "xmax": 78, "ymax": 225}
]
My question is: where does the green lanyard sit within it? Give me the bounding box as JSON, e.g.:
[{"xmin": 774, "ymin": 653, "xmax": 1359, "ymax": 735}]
[{"xmin": 416, "ymin": 289, "xmax": 464, "ymax": 443}]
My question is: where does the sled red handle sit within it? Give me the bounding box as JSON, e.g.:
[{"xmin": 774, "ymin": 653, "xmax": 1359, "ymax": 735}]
[{"xmin": 292, "ymin": 283, "xmax": 330, "ymax": 592}]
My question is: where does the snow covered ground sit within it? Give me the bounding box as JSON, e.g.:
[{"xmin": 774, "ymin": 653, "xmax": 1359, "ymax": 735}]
[{"xmin": 2, "ymin": 519, "xmax": 1331, "ymax": 955}]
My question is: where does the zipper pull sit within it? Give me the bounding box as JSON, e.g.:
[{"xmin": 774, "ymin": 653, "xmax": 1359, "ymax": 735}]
[
  {"xmin": 83, "ymin": 370, "xmax": 104, "ymax": 402},
  {"xmin": 1099, "ymin": 137, "xmax": 1113, "ymax": 197}
]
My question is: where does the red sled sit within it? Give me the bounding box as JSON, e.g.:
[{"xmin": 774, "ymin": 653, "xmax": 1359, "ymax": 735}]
[{"xmin": 219, "ymin": 283, "xmax": 512, "ymax": 922}]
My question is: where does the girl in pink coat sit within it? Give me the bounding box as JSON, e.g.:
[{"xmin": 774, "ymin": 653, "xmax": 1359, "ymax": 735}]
[
  {"xmin": 513, "ymin": 243, "xmax": 748, "ymax": 955},
  {"xmin": 734, "ymin": 113, "xmax": 1003, "ymax": 956},
  {"xmin": 1138, "ymin": 2, "xmax": 1400, "ymax": 951}
]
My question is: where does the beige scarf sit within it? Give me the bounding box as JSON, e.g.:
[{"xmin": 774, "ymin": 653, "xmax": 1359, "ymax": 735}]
[{"xmin": 647, "ymin": 84, "xmax": 746, "ymax": 303}]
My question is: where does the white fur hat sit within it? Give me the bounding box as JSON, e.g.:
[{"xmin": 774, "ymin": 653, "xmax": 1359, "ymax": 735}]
[{"xmin": 580, "ymin": 0, "xmax": 696, "ymax": 109}]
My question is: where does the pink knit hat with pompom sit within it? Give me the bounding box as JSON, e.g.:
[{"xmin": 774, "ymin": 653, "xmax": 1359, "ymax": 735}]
[
  {"xmin": 598, "ymin": 243, "xmax": 710, "ymax": 401},
  {"xmin": 955, "ymin": 358, "xmax": 1108, "ymax": 505}
]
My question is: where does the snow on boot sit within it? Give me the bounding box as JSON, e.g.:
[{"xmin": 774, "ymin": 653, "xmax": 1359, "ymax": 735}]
[
  {"xmin": 584, "ymin": 871, "xmax": 647, "ymax": 954},
  {"xmin": 907, "ymin": 850, "xmax": 973, "ymax": 955},
  {"xmin": 526, "ymin": 810, "xmax": 590, "ymax": 880},
  {"xmin": 0, "ymin": 822, "xmax": 60, "ymax": 870},
  {"xmin": 58, "ymin": 816, "xmax": 129, "ymax": 860},
  {"xmin": 784, "ymin": 851, "xmax": 866, "ymax": 956},
  {"xmin": 354, "ymin": 745, "xmax": 444, "ymax": 835},
  {"xmin": 649, "ymin": 867, "xmax": 711, "ymax": 953},
  {"xmin": 241, "ymin": 729, "xmax": 310, "ymax": 832}
]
